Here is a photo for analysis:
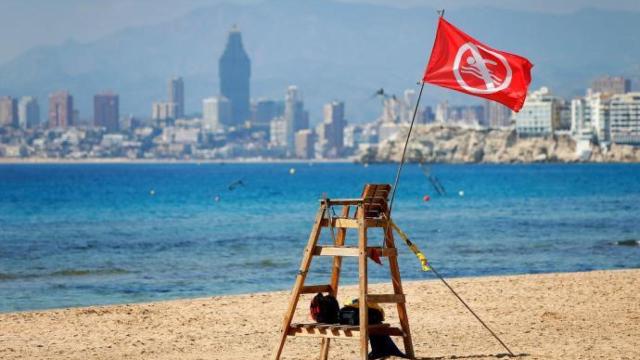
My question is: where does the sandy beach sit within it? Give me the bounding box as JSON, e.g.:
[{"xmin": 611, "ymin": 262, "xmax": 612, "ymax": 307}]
[{"xmin": 1, "ymin": 269, "xmax": 638, "ymax": 359}]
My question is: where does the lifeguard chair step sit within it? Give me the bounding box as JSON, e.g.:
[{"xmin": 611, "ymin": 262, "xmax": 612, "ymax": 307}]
[
  {"xmin": 313, "ymin": 246, "xmax": 397, "ymax": 257},
  {"xmin": 288, "ymin": 322, "xmax": 405, "ymax": 339},
  {"xmin": 320, "ymin": 217, "xmax": 388, "ymax": 228}
]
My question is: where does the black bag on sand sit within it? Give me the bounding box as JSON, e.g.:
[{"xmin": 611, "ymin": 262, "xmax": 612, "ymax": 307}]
[
  {"xmin": 310, "ymin": 293, "xmax": 340, "ymax": 323},
  {"xmin": 338, "ymin": 306, "xmax": 385, "ymax": 325}
]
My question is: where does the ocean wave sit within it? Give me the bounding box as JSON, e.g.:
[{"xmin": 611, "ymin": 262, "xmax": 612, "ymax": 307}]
[
  {"xmin": 0, "ymin": 273, "xmax": 18, "ymax": 280},
  {"xmin": 255, "ymin": 259, "xmax": 291, "ymax": 269},
  {"xmin": 50, "ymin": 268, "xmax": 131, "ymax": 277},
  {"xmin": 65, "ymin": 240, "xmax": 196, "ymax": 252},
  {"xmin": 0, "ymin": 268, "xmax": 131, "ymax": 281}
]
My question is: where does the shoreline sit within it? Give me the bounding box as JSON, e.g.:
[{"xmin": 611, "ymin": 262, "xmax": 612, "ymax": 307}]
[
  {"xmin": 1, "ymin": 268, "xmax": 636, "ymax": 316},
  {"xmin": 0, "ymin": 157, "xmax": 355, "ymax": 165},
  {"xmin": 1, "ymin": 157, "xmax": 639, "ymax": 165},
  {"xmin": 1, "ymin": 269, "xmax": 638, "ymax": 359}
]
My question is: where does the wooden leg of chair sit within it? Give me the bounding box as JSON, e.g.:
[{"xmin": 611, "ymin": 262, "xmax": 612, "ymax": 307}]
[
  {"xmin": 358, "ymin": 206, "xmax": 369, "ymax": 360},
  {"xmin": 385, "ymin": 225, "xmax": 415, "ymax": 358},
  {"xmin": 319, "ymin": 338, "xmax": 331, "ymax": 360},
  {"xmin": 272, "ymin": 205, "xmax": 326, "ymax": 360},
  {"xmin": 319, "ymin": 205, "xmax": 351, "ymax": 360}
]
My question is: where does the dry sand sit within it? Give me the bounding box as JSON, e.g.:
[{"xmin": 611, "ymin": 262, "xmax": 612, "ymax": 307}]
[{"xmin": 1, "ymin": 269, "xmax": 638, "ymax": 359}]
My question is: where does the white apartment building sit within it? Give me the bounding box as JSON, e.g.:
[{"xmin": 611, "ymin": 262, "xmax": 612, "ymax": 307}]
[
  {"xmin": 202, "ymin": 96, "xmax": 231, "ymax": 130},
  {"xmin": 269, "ymin": 117, "xmax": 287, "ymax": 147},
  {"xmin": 152, "ymin": 101, "xmax": 177, "ymax": 121},
  {"xmin": 609, "ymin": 92, "xmax": 640, "ymax": 145},
  {"xmin": 570, "ymin": 90, "xmax": 611, "ymax": 143},
  {"xmin": 514, "ymin": 87, "xmax": 560, "ymax": 136}
]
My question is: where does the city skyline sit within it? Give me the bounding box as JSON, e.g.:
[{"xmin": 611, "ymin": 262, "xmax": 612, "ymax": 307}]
[{"xmin": 1, "ymin": 3, "xmax": 639, "ymax": 162}]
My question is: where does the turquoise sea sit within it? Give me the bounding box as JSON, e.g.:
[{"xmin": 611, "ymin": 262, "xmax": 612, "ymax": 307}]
[{"xmin": 0, "ymin": 163, "xmax": 639, "ymax": 312}]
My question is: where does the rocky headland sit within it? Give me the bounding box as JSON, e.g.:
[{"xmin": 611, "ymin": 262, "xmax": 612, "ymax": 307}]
[{"xmin": 360, "ymin": 125, "xmax": 640, "ymax": 163}]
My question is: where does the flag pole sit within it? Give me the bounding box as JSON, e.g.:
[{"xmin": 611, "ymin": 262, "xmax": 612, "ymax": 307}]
[
  {"xmin": 388, "ymin": 8, "xmax": 444, "ymax": 214},
  {"xmin": 388, "ymin": 80, "xmax": 425, "ymax": 214}
]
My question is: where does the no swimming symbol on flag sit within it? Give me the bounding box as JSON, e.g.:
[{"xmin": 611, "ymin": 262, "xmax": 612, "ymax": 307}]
[{"xmin": 453, "ymin": 42, "xmax": 512, "ymax": 95}]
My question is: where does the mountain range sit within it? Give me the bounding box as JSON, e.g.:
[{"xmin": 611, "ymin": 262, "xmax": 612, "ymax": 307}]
[{"xmin": 1, "ymin": 0, "xmax": 639, "ymax": 123}]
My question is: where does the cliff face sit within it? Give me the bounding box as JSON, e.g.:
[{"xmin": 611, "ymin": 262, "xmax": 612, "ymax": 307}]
[{"xmin": 362, "ymin": 125, "xmax": 640, "ymax": 163}]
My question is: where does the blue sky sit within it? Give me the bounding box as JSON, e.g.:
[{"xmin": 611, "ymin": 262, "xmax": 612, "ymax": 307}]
[{"xmin": 1, "ymin": 0, "xmax": 639, "ymax": 65}]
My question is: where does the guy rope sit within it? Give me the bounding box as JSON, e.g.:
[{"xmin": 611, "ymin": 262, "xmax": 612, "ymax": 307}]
[{"xmin": 388, "ymin": 219, "xmax": 515, "ymax": 356}]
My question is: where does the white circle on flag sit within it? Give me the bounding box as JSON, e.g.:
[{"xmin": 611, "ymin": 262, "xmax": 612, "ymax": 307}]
[{"xmin": 453, "ymin": 42, "xmax": 512, "ymax": 94}]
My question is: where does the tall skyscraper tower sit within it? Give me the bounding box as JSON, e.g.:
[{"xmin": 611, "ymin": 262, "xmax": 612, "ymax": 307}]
[
  {"xmin": 169, "ymin": 77, "xmax": 184, "ymax": 118},
  {"xmin": 48, "ymin": 91, "xmax": 73, "ymax": 128},
  {"xmin": 284, "ymin": 86, "xmax": 308, "ymax": 154},
  {"xmin": 18, "ymin": 96, "xmax": 40, "ymax": 129},
  {"xmin": 219, "ymin": 25, "xmax": 251, "ymax": 126},
  {"xmin": 485, "ymin": 100, "xmax": 512, "ymax": 128},
  {"xmin": 324, "ymin": 101, "xmax": 346, "ymax": 150},
  {"xmin": 0, "ymin": 96, "xmax": 17, "ymax": 127},
  {"xmin": 94, "ymin": 92, "xmax": 120, "ymax": 132}
]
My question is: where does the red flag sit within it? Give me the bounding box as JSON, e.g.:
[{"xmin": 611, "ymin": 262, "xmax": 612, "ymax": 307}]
[{"xmin": 423, "ymin": 17, "xmax": 533, "ymax": 112}]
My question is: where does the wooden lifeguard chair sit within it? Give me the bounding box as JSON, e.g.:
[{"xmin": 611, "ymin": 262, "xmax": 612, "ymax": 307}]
[{"xmin": 272, "ymin": 184, "xmax": 415, "ymax": 360}]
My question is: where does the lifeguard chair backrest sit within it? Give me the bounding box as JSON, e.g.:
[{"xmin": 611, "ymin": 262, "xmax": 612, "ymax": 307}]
[{"xmin": 360, "ymin": 184, "xmax": 391, "ymax": 218}]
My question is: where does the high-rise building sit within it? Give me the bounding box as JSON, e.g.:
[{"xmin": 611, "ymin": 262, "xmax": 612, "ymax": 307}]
[
  {"xmin": 571, "ymin": 91, "xmax": 611, "ymax": 143},
  {"xmin": 152, "ymin": 102, "xmax": 177, "ymax": 121},
  {"xmin": 169, "ymin": 77, "xmax": 184, "ymax": 118},
  {"xmin": 401, "ymin": 89, "xmax": 417, "ymax": 123},
  {"xmin": 421, "ymin": 106, "xmax": 435, "ymax": 124},
  {"xmin": 0, "ymin": 96, "xmax": 18, "ymax": 127},
  {"xmin": 18, "ymin": 96, "xmax": 40, "ymax": 129},
  {"xmin": 253, "ymin": 99, "xmax": 284, "ymax": 124},
  {"xmin": 609, "ymin": 92, "xmax": 640, "ymax": 145},
  {"xmin": 343, "ymin": 125, "xmax": 361, "ymax": 149},
  {"xmin": 270, "ymin": 117, "xmax": 287, "ymax": 147},
  {"xmin": 591, "ymin": 76, "xmax": 631, "ymax": 95},
  {"xmin": 219, "ymin": 25, "xmax": 251, "ymax": 125},
  {"xmin": 318, "ymin": 101, "xmax": 346, "ymax": 158},
  {"xmin": 435, "ymin": 101, "xmax": 448, "ymax": 123},
  {"xmin": 94, "ymin": 92, "xmax": 119, "ymax": 132},
  {"xmin": 202, "ymin": 96, "xmax": 231, "ymax": 130},
  {"xmin": 295, "ymin": 129, "xmax": 316, "ymax": 159},
  {"xmin": 48, "ymin": 91, "xmax": 73, "ymax": 128},
  {"xmin": 380, "ymin": 96, "xmax": 401, "ymax": 124},
  {"xmin": 485, "ymin": 100, "xmax": 512, "ymax": 128},
  {"xmin": 514, "ymin": 87, "xmax": 561, "ymax": 136},
  {"xmin": 446, "ymin": 105, "xmax": 485, "ymax": 125},
  {"xmin": 284, "ymin": 86, "xmax": 308, "ymax": 153},
  {"xmin": 558, "ymin": 99, "xmax": 572, "ymax": 130}
]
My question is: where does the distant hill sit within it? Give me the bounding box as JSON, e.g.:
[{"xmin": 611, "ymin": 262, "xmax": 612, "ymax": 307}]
[{"xmin": 0, "ymin": 0, "xmax": 639, "ymax": 123}]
